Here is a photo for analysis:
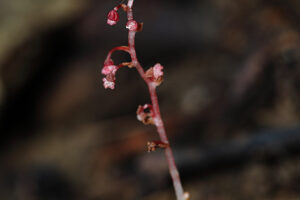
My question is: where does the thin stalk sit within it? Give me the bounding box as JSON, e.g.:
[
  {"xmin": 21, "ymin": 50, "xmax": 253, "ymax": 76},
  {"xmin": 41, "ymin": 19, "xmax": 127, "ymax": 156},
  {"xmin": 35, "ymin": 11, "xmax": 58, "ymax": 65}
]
[{"xmin": 105, "ymin": 46, "xmax": 130, "ymax": 63}]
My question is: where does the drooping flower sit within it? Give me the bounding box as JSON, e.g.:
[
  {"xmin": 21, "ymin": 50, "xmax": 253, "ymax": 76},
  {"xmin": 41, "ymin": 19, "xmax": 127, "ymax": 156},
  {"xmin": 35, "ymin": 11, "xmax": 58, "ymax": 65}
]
[{"xmin": 101, "ymin": 60, "xmax": 118, "ymax": 90}]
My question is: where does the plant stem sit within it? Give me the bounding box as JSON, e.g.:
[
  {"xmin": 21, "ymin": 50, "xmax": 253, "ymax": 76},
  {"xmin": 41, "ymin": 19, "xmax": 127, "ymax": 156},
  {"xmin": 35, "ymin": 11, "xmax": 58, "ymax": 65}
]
[
  {"xmin": 126, "ymin": 1, "xmax": 186, "ymax": 199},
  {"xmin": 106, "ymin": 46, "xmax": 130, "ymax": 60}
]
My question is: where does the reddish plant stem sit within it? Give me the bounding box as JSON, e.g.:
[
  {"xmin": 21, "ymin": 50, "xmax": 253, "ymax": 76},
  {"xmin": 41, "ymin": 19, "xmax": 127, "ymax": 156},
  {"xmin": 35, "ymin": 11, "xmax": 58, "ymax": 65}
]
[
  {"xmin": 126, "ymin": 1, "xmax": 186, "ymax": 199},
  {"xmin": 105, "ymin": 46, "xmax": 130, "ymax": 63}
]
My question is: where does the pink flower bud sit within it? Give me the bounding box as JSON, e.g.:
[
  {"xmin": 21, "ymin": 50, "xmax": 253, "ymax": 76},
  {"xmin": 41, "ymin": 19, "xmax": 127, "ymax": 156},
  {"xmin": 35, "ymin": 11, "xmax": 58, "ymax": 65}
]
[
  {"xmin": 126, "ymin": 20, "xmax": 138, "ymax": 31},
  {"xmin": 107, "ymin": 9, "xmax": 119, "ymax": 26}
]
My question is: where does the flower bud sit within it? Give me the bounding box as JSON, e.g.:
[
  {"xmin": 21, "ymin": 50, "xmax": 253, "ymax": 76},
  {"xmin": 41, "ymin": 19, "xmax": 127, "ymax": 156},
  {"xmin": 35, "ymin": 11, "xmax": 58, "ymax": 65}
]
[
  {"xmin": 126, "ymin": 20, "xmax": 138, "ymax": 31},
  {"xmin": 107, "ymin": 9, "xmax": 119, "ymax": 26}
]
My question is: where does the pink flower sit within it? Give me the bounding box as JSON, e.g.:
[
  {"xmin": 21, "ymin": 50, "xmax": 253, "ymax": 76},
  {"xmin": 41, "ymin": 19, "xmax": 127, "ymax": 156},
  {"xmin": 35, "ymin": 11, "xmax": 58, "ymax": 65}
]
[
  {"xmin": 102, "ymin": 64, "xmax": 117, "ymax": 75},
  {"xmin": 145, "ymin": 63, "xmax": 164, "ymax": 86},
  {"xmin": 153, "ymin": 63, "xmax": 164, "ymax": 79},
  {"xmin": 107, "ymin": 9, "xmax": 119, "ymax": 26},
  {"xmin": 102, "ymin": 77, "xmax": 115, "ymax": 90},
  {"xmin": 126, "ymin": 20, "xmax": 138, "ymax": 31}
]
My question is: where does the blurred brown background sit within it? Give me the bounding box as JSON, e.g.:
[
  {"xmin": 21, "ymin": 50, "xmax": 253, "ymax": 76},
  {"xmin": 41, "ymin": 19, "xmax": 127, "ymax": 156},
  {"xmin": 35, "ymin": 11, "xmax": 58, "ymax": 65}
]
[{"xmin": 1, "ymin": 0, "xmax": 300, "ymax": 199}]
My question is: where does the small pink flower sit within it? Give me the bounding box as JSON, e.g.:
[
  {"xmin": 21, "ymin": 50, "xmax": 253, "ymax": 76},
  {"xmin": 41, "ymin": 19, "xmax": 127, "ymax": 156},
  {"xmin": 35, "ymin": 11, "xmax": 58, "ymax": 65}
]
[
  {"xmin": 107, "ymin": 9, "xmax": 119, "ymax": 26},
  {"xmin": 153, "ymin": 63, "xmax": 164, "ymax": 79},
  {"xmin": 126, "ymin": 20, "xmax": 138, "ymax": 31},
  {"xmin": 102, "ymin": 77, "xmax": 115, "ymax": 89},
  {"xmin": 102, "ymin": 64, "xmax": 117, "ymax": 75},
  {"xmin": 145, "ymin": 63, "xmax": 164, "ymax": 86}
]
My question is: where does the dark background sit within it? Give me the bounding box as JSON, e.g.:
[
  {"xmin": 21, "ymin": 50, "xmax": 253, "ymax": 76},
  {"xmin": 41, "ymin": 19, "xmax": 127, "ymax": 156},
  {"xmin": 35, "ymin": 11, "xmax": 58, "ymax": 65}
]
[{"xmin": 1, "ymin": 0, "xmax": 300, "ymax": 199}]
